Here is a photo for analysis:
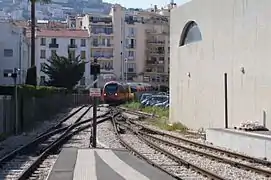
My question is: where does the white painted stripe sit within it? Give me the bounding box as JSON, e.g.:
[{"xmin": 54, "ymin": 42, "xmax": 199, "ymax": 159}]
[
  {"xmin": 96, "ymin": 150, "xmax": 150, "ymax": 180},
  {"xmin": 73, "ymin": 149, "xmax": 97, "ymax": 180}
]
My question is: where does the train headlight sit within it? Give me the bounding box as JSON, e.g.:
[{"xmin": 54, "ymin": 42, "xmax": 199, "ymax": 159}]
[
  {"xmin": 104, "ymin": 93, "xmax": 106, "ymax": 96},
  {"xmin": 114, "ymin": 93, "xmax": 118, "ymax": 96}
]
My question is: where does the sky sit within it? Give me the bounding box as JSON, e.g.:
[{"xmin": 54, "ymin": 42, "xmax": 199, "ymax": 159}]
[{"xmin": 104, "ymin": 0, "xmax": 191, "ymax": 9}]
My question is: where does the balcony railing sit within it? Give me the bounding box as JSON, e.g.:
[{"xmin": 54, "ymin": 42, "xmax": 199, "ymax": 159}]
[
  {"xmin": 126, "ymin": 44, "xmax": 135, "ymax": 49},
  {"xmin": 68, "ymin": 44, "xmax": 77, "ymax": 48},
  {"xmin": 92, "ymin": 44, "xmax": 113, "ymax": 47},
  {"xmin": 49, "ymin": 43, "xmax": 59, "ymax": 48},
  {"xmin": 91, "ymin": 55, "xmax": 113, "ymax": 59}
]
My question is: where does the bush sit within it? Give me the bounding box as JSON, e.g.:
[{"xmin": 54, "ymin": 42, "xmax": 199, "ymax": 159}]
[{"xmin": 0, "ymin": 85, "xmax": 67, "ymax": 97}]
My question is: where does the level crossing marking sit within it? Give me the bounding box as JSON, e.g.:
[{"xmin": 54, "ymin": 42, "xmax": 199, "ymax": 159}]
[
  {"xmin": 96, "ymin": 150, "xmax": 150, "ymax": 180},
  {"xmin": 73, "ymin": 149, "xmax": 97, "ymax": 180}
]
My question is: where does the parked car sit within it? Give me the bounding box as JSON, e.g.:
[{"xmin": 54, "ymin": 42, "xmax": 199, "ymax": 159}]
[
  {"xmin": 154, "ymin": 99, "xmax": 169, "ymax": 108},
  {"xmin": 144, "ymin": 95, "xmax": 169, "ymax": 107},
  {"xmin": 140, "ymin": 93, "xmax": 153, "ymax": 102}
]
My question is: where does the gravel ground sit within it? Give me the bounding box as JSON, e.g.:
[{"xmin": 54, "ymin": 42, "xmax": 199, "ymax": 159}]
[
  {"xmin": 150, "ymin": 134, "xmax": 271, "ymax": 172},
  {"xmin": 97, "ymin": 120, "xmax": 124, "ymax": 149},
  {"xmin": 150, "ymin": 138, "xmax": 271, "ymax": 180},
  {"xmin": 26, "ymin": 107, "xmax": 111, "ymax": 180},
  {"xmin": 120, "ymin": 133, "xmax": 208, "ymax": 180},
  {"xmin": 0, "ymin": 106, "xmax": 82, "ymax": 158},
  {"xmin": 26, "ymin": 155, "xmax": 58, "ymax": 180},
  {"xmin": 134, "ymin": 119, "xmax": 251, "ymax": 156}
]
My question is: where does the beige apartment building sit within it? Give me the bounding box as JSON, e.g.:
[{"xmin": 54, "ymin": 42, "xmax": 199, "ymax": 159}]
[{"xmin": 68, "ymin": 4, "xmax": 172, "ymax": 86}]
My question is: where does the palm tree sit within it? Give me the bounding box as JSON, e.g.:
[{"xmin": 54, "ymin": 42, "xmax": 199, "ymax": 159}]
[{"xmin": 27, "ymin": 0, "xmax": 51, "ymax": 86}]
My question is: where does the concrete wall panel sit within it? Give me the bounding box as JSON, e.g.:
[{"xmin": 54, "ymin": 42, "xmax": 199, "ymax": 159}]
[{"xmin": 170, "ymin": 0, "xmax": 271, "ymax": 130}]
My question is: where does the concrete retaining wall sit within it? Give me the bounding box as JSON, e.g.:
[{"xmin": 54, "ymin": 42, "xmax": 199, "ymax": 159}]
[{"xmin": 206, "ymin": 128, "xmax": 271, "ymax": 160}]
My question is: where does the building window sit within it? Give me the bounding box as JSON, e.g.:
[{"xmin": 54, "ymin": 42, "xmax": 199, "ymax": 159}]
[
  {"xmin": 125, "ymin": 63, "xmax": 136, "ymax": 73},
  {"xmin": 3, "ymin": 69, "xmax": 13, "ymax": 77},
  {"xmin": 128, "ymin": 51, "xmax": 134, "ymax": 57},
  {"xmin": 68, "ymin": 50, "xmax": 75, "ymax": 59},
  {"xmin": 80, "ymin": 77, "xmax": 85, "ymax": 85},
  {"xmin": 40, "ymin": 50, "xmax": 46, "ymax": 59},
  {"xmin": 81, "ymin": 51, "xmax": 86, "ymax": 59},
  {"xmin": 179, "ymin": 21, "xmax": 202, "ymax": 46},
  {"xmin": 40, "ymin": 76, "xmax": 45, "ymax": 85},
  {"xmin": 51, "ymin": 50, "xmax": 56, "ymax": 57},
  {"xmin": 128, "ymin": 27, "xmax": 135, "ymax": 37},
  {"xmin": 4, "ymin": 49, "xmax": 13, "ymax": 57},
  {"xmin": 40, "ymin": 63, "xmax": 46, "ymax": 71},
  {"xmin": 126, "ymin": 39, "xmax": 136, "ymax": 48},
  {"xmin": 81, "ymin": 39, "xmax": 86, "ymax": 47},
  {"xmin": 70, "ymin": 39, "xmax": 75, "ymax": 45},
  {"xmin": 93, "ymin": 38, "xmax": 98, "ymax": 46},
  {"xmin": 51, "ymin": 38, "xmax": 57, "ymax": 44},
  {"xmin": 106, "ymin": 38, "xmax": 111, "ymax": 47},
  {"xmin": 40, "ymin": 38, "xmax": 46, "ymax": 46}
]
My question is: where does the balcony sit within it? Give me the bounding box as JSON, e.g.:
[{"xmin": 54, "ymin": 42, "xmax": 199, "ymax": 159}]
[
  {"xmin": 126, "ymin": 44, "xmax": 135, "ymax": 49},
  {"xmin": 68, "ymin": 44, "xmax": 77, "ymax": 48},
  {"xmin": 49, "ymin": 43, "xmax": 59, "ymax": 48},
  {"xmin": 91, "ymin": 55, "xmax": 113, "ymax": 60},
  {"xmin": 146, "ymin": 40, "xmax": 165, "ymax": 45},
  {"xmin": 92, "ymin": 44, "xmax": 113, "ymax": 48}
]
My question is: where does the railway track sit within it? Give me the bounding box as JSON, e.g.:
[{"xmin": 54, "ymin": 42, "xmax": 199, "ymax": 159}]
[
  {"xmin": 112, "ymin": 117, "xmax": 222, "ymax": 180},
  {"xmin": 118, "ymin": 107, "xmax": 205, "ymax": 139},
  {"xmin": 0, "ymin": 105, "xmax": 99, "ymax": 180},
  {"xmin": 122, "ymin": 120, "xmax": 271, "ymax": 179}
]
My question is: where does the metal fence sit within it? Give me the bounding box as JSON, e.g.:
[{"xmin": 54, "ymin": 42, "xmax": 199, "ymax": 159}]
[{"xmin": 0, "ymin": 94, "xmax": 91, "ymax": 136}]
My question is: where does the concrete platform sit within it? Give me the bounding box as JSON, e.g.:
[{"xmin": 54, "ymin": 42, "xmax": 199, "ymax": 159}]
[
  {"xmin": 47, "ymin": 148, "xmax": 176, "ymax": 180},
  {"xmin": 206, "ymin": 128, "xmax": 271, "ymax": 160}
]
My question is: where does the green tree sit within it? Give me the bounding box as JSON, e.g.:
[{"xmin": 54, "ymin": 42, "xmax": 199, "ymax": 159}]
[
  {"xmin": 42, "ymin": 54, "xmax": 86, "ymax": 90},
  {"xmin": 26, "ymin": 0, "xmax": 51, "ymax": 86}
]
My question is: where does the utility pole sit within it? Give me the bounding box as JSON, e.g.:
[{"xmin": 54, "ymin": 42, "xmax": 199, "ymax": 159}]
[{"xmin": 90, "ymin": 58, "xmax": 100, "ymax": 148}]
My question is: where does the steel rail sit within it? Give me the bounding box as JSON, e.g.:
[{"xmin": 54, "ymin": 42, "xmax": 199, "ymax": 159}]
[
  {"xmin": 38, "ymin": 105, "xmax": 88, "ymax": 137},
  {"xmin": 0, "ymin": 105, "xmax": 91, "ymax": 167},
  {"xmin": 141, "ymin": 132, "xmax": 271, "ymax": 177},
  {"xmin": 129, "ymin": 120, "xmax": 271, "ymax": 167},
  {"xmin": 116, "ymin": 121, "xmax": 226, "ymax": 180},
  {"xmin": 17, "ymin": 115, "xmax": 112, "ymax": 180},
  {"xmin": 111, "ymin": 115, "xmax": 184, "ymax": 180}
]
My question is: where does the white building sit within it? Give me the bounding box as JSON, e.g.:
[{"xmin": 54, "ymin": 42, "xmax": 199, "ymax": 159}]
[
  {"xmin": 170, "ymin": 0, "xmax": 271, "ymax": 130},
  {"xmin": 68, "ymin": 4, "xmax": 171, "ymax": 85},
  {"xmin": 0, "ymin": 21, "xmax": 30, "ymax": 85},
  {"xmin": 35, "ymin": 28, "xmax": 91, "ymax": 86}
]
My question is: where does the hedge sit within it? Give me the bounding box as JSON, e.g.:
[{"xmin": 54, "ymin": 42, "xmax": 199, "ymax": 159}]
[{"xmin": 0, "ymin": 85, "xmax": 68, "ymax": 97}]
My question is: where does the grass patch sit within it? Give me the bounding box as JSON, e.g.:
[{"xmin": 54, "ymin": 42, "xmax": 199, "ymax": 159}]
[{"xmin": 123, "ymin": 102, "xmax": 187, "ymax": 132}]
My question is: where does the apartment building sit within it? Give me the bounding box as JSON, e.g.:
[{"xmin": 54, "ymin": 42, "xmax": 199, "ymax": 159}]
[
  {"xmin": 111, "ymin": 4, "xmax": 171, "ymax": 85},
  {"xmin": 81, "ymin": 14, "xmax": 114, "ymax": 74},
  {"xmin": 67, "ymin": 4, "xmax": 172, "ymax": 85},
  {"xmin": 35, "ymin": 28, "xmax": 90, "ymax": 86},
  {"xmin": 0, "ymin": 20, "xmax": 30, "ymax": 85}
]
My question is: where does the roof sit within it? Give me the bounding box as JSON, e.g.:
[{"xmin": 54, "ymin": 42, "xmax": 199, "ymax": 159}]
[{"xmin": 36, "ymin": 29, "xmax": 89, "ymax": 38}]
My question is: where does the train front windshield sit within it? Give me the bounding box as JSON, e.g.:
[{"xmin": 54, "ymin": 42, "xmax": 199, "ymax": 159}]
[{"xmin": 104, "ymin": 84, "xmax": 118, "ymax": 94}]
